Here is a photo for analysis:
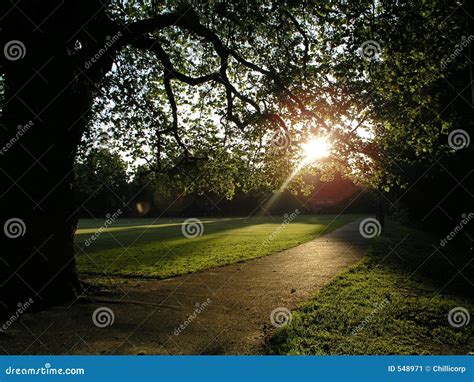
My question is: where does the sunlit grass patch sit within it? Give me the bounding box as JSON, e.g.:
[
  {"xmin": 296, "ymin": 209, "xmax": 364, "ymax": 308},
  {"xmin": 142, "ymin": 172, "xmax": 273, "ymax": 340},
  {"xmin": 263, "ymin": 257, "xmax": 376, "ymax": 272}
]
[
  {"xmin": 267, "ymin": 221, "xmax": 473, "ymax": 355},
  {"xmin": 75, "ymin": 214, "xmax": 360, "ymax": 278}
]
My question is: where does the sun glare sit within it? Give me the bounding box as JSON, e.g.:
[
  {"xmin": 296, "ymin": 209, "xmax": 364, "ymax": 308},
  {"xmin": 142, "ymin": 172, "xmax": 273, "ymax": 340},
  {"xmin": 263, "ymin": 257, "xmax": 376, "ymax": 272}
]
[{"xmin": 302, "ymin": 138, "xmax": 331, "ymax": 163}]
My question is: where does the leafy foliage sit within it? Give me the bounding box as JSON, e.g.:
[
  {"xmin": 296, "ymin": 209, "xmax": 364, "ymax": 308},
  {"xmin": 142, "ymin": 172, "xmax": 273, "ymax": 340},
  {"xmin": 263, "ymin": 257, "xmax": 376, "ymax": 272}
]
[
  {"xmin": 75, "ymin": 148, "xmax": 128, "ymax": 214},
  {"xmin": 75, "ymin": 0, "xmax": 470, "ymax": 201}
]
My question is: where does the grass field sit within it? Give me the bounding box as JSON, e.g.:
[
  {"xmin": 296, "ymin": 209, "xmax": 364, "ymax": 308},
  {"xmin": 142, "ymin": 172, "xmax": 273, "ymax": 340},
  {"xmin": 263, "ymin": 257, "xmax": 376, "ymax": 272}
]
[
  {"xmin": 75, "ymin": 214, "xmax": 360, "ymax": 278},
  {"xmin": 267, "ymin": 220, "xmax": 474, "ymax": 355}
]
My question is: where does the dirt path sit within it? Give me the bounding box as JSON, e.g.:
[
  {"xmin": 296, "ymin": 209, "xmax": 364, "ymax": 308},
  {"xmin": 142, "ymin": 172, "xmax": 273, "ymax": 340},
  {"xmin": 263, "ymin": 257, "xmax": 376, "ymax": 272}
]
[{"xmin": 1, "ymin": 218, "xmax": 369, "ymax": 355}]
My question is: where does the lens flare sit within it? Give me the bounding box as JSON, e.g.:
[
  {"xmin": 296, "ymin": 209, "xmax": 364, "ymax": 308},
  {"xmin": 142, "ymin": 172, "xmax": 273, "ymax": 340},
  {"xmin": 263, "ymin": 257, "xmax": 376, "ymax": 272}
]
[{"xmin": 301, "ymin": 138, "xmax": 331, "ymax": 162}]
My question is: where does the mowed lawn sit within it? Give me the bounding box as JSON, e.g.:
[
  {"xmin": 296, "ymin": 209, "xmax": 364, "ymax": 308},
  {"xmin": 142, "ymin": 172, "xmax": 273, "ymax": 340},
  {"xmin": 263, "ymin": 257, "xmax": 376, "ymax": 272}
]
[
  {"xmin": 75, "ymin": 214, "xmax": 360, "ymax": 278},
  {"xmin": 268, "ymin": 220, "xmax": 474, "ymax": 355}
]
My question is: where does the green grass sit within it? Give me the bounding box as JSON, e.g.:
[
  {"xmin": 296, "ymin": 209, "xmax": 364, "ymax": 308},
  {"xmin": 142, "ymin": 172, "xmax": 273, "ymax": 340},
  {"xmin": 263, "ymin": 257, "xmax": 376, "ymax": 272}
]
[
  {"xmin": 268, "ymin": 220, "xmax": 474, "ymax": 355},
  {"xmin": 75, "ymin": 214, "xmax": 360, "ymax": 278}
]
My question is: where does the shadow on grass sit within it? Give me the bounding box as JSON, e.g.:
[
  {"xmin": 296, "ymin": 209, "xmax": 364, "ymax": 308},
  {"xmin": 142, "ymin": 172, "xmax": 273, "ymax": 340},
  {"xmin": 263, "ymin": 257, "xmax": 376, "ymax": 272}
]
[
  {"xmin": 75, "ymin": 215, "xmax": 361, "ymax": 279},
  {"xmin": 266, "ymin": 219, "xmax": 473, "ymax": 355},
  {"xmin": 373, "ymin": 221, "xmax": 473, "ymax": 298}
]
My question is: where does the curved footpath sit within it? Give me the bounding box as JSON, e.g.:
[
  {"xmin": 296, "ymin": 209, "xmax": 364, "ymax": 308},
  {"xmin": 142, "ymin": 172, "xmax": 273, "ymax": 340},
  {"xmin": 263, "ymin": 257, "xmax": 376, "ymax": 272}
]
[{"xmin": 1, "ymin": 218, "xmax": 369, "ymax": 355}]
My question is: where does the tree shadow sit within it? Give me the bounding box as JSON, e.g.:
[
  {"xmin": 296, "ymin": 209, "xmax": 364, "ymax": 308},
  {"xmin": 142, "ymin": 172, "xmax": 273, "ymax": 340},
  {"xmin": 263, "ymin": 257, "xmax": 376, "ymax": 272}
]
[{"xmin": 373, "ymin": 221, "xmax": 473, "ymax": 299}]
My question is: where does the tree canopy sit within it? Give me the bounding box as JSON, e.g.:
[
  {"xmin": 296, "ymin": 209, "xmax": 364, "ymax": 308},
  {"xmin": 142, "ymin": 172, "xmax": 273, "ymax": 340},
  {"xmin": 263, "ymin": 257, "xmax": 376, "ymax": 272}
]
[{"xmin": 74, "ymin": 0, "xmax": 472, "ymax": 201}]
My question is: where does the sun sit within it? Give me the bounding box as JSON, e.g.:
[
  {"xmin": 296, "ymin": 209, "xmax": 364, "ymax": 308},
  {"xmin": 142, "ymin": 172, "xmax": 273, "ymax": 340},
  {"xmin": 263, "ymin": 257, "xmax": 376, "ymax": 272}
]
[{"xmin": 301, "ymin": 137, "xmax": 331, "ymax": 162}]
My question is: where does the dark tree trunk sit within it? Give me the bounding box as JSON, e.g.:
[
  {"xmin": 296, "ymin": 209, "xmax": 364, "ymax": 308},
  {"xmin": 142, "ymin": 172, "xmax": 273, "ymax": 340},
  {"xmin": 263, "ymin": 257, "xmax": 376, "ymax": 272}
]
[
  {"xmin": 0, "ymin": 0, "xmax": 117, "ymax": 315},
  {"xmin": 376, "ymin": 190, "xmax": 385, "ymax": 234}
]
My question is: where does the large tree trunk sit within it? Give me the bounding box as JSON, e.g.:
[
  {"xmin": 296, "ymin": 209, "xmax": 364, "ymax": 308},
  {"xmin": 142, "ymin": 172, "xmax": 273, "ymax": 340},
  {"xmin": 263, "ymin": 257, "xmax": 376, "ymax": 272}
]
[
  {"xmin": 0, "ymin": 0, "xmax": 115, "ymax": 315},
  {"xmin": 376, "ymin": 190, "xmax": 385, "ymax": 234}
]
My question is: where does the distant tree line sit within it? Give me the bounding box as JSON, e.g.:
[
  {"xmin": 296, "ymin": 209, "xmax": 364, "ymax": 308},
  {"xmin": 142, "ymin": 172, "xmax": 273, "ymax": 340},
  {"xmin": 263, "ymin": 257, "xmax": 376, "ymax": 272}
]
[{"xmin": 74, "ymin": 148, "xmax": 378, "ymax": 218}]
